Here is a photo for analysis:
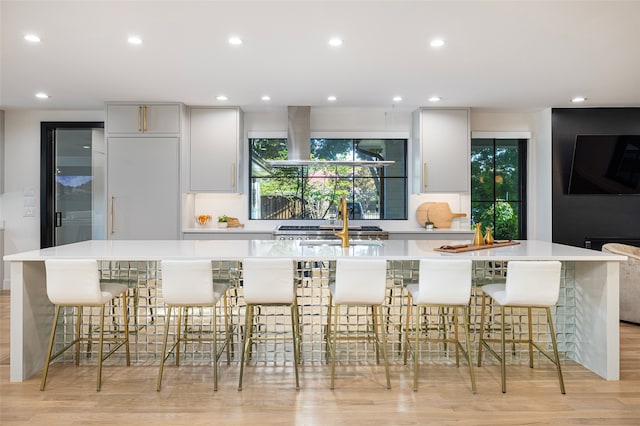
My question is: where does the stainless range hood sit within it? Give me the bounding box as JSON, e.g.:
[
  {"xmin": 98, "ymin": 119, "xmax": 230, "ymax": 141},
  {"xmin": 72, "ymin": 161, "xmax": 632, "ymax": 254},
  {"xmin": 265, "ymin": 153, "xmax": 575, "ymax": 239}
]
[{"xmin": 266, "ymin": 106, "xmax": 395, "ymax": 167}]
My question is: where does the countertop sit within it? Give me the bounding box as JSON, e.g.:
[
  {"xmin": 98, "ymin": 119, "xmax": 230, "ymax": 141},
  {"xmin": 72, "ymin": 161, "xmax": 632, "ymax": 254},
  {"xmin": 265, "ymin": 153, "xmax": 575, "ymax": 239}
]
[
  {"xmin": 4, "ymin": 239, "xmax": 626, "ymax": 262},
  {"xmin": 183, "ymin": 227, "xmax": 475, "ymax": 234}
]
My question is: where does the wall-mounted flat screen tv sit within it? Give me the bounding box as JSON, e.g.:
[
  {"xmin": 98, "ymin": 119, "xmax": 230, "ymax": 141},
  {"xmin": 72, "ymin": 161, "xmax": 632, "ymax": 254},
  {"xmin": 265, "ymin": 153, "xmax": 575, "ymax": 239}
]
[{"xmin": 568, "ymin": 135, "xmax": 640, "ymax": 195}]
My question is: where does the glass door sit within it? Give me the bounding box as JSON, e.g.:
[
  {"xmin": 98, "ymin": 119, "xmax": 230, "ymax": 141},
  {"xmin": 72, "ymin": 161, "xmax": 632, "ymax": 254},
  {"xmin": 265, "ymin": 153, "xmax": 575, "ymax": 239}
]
[{"xmin": 41, "ymin": 122, "xmax": 105, "ymax": 248}]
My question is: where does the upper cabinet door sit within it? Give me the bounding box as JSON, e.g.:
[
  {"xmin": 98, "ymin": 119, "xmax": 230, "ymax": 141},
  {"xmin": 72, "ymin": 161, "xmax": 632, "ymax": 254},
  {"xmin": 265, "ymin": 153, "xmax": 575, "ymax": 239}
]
[
  {"xmin": 107, "ymin": 104, "xmax": 181, "ymax": 135},
  {"xmin": 189, "ymin": 107, "xmax": 241, "ymax": 192},
  {"xmin": 413, "ymin": 108, "xmax": 470, "ymax": 193}
]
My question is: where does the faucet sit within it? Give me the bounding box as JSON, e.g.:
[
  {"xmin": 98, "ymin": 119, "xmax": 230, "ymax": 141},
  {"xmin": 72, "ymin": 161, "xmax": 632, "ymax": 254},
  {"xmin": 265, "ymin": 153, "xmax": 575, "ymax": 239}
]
[{"xmin": 335, "ymin": 197, "xmax": 350, "ymax": 247}]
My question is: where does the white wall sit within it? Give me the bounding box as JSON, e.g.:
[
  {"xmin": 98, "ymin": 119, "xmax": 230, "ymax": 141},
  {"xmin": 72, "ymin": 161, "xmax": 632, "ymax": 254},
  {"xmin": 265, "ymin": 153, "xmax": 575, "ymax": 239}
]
[
  {"xmin": 2, "ymin": 109, "xmax": 104, "ymax": 289},
  {"xmin": 1, "ymin": 110, "xmax": 5, "ymax": 290},
  {"xmin": 470, "ymin": 109, "xmax": 553, "ymax": 241}
]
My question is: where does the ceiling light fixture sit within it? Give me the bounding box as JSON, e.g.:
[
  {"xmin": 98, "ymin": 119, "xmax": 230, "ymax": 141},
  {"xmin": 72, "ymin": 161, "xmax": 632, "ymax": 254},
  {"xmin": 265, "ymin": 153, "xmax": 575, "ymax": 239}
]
[
  {"xmin": 428, "ymin": 96, "xmax": 441, "ymax": 102},
  {"xmin": 35, "ymin": 92, "xmax": 49, "ymax": 99},
  {"xmin": 327, "ymin": 95, "xmax": 337, "ymax": 101},
  {"xmin": 216, "ymin": 95, "xmax": 228, "ymax": 101},
  {"xmin": 329, "ymin": 38, "xmax": 343, "ymax": 47},
  {"xmin": 430, "ymin": 38, "xmax": 445, "ymax": 48},
  {"xmin": 228, "ymin": 37, "xmax": 243, "ymax": 45},
  {"xmin": 393, "ymin": 96, "xmax": 402, "ymax": 102},
  {"xmin": 570, "ymin": 96, "xmax": 586, "ymax": 103},
  {"xmin": 24, "ymin": 34, "xmax": 41, "ymax": 43},
  {"xmin": 127, "ymin": 36, "xmax": 142, "ymax": 45},
  {"xmin": 261, "ymin": 95, "xmax": 271, "ymax": 101}
]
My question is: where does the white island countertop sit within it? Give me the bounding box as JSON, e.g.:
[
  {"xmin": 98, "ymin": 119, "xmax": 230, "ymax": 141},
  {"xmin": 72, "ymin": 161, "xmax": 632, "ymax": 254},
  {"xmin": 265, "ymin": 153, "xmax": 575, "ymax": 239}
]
[{"xmin": 3, "ymin": 239, "xmax": 627, "ymax": 262}]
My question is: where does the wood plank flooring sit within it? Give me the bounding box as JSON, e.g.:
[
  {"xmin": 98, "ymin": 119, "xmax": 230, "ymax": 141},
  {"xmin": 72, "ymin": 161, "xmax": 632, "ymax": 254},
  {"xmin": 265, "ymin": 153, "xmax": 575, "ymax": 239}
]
[{"xmin": 1, "ymin": 289, "xmax": 639, "ymax": 425}]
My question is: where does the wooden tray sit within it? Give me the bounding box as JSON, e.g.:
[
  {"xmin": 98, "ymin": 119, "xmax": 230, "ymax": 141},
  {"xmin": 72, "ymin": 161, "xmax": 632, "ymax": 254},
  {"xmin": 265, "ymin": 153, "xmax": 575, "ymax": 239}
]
[{"xmin": 434, "ymin": 240, "xmax": 520, "ymax": 253}]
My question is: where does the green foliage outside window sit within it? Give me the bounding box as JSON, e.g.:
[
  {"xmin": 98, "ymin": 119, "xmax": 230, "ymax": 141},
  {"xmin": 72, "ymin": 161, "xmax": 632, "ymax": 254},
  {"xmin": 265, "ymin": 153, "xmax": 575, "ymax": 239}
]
[{"xmin": 471, "ymin": 139, "xmax": 525, "ymax": 240}]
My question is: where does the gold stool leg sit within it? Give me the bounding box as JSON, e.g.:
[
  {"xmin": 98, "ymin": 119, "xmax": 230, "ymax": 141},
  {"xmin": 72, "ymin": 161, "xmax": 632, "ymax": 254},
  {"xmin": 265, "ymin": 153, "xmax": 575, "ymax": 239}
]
[
  {"xmin": 238, "ymin": 304, "xmax": 253, "ymax": 391},
  {"xmin": 175, "ymin": 307, "xmax": 183, "ymax": 366},
  {"xmin": 122, "ymin": 293, "xmax": 131, "ymax": 366},
  {"xmin": 156, "ymin": 305, "xmax": 172, "ymax": 391},
  {"xmin": 291, "ymin": 301, "xmax": 300, "ymax": 389},
  {"xmin": 330, "ymin": 302, "xmax": 338, "ymax": 390},
  {"xmin": 213, "ymin": 302, "xmax": 218, "ymax": 392},
  {"xmin": 546, "ymin": 307, "xmax": 566, "ymax": 394},
  {"xmin": 40, "ymin": 305, "xmax": 62, "ymax": 391},
  {"xmin": 372, "ymin": 305, "xmax": 380, "ymax": 364},
  {"xmin": 500, "ymin": 305, "xmax": 507, "ymax": 393},
  {"xmin": 461, "ymin": 305, "xmax": 477, "ymax": 393},
  {"xmin": 403, "ymin": 294, "xmax": 412, "ymax": 365},
  {"xmin": 326, "ymin": 293, "xmax": 332, "ymax": 363},
  {"xmin": 528, "ymin": 307, "xmax": 534, "ymax": 368},
  {"xmin": 378, "ymin": 304, "xmax": 391, "ymax": 389},
  {"xmin": 477, "ymin": 293, "xmax": 487, "ymax": 367},
  {"xmin": 224, "ymin": 294, "xmax": 231, "ymax": 365},
  {"xmin": 96, "ymin": 304, "xmax": 106, "ymax": 391},
  {"xmin": 413, "ymin": 303, "xmax": 420, "ymax": 391},
  {"xmin": 75, "ymin": 306, "xmax": 82, "ymax": 365},
  {"xmin": 453, "ymin": 307, "xmax": 460, "ymax": 367}
]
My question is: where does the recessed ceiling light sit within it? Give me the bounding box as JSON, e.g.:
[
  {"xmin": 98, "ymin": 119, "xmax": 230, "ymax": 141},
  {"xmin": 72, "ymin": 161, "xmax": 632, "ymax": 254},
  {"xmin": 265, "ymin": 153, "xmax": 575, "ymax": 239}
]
[
  {"xmin": 82, "ymin": 145, "xmax": 91, "ymax": 149},
  {"xmin": 216, "ymin": 95, "xmax": 228, "ymax": 101},
  {"xmin": 24, "ymin": 34, "xmax": 41, "ymax": 43},
  {"xmin": 428, "ymin": 96, "xmax": 441, "ymax": 102},
  {"xmin": 35, "ymin": 92, "xmax": 49, "ymax": 99},
  {"xmin": 571, "ymin": 96, "xmax": 586, "ymax": 103},
  {"xmin": 329, "ymin": 38, "xmax": 343, "ymax": 47},
  {"xmin": 228, "ymin": 37, "xmax": 243, "ymax": 45},
  {"xmin": 393, "ymin": 96, "xmax": 402, "ymax": 102},
  {"xmin": 128, "ymin": 36, "xmax": 142, "ymax": 45},
  {"xmin": 261, "ymin": 95, "xmax": 271, "ymax": 101},
  {"xmin": 430, "ymin": 38, "xmax": 445, "ymax": 48},
  {"xmin": 327, "ymin": 95, "xmax": 337, "ymax": 102}
]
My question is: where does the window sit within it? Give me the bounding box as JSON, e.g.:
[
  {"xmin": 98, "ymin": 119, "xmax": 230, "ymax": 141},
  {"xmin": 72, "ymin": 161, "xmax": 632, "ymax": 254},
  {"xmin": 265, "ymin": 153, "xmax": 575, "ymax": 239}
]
[
  {"xmin": 249, "ymin": 138, "xmax": 407, "ymax": 220},
  {"xmin": 471, "ymin": 138, "xmax": 527, "ymax": 240}
]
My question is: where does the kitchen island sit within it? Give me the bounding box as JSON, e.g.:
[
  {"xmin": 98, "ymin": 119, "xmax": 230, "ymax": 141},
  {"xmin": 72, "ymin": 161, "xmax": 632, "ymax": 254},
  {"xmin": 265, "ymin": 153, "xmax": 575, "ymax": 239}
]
[{"xmin": 5, "ymin": 239, "xmax": 625, "ymax": 382}]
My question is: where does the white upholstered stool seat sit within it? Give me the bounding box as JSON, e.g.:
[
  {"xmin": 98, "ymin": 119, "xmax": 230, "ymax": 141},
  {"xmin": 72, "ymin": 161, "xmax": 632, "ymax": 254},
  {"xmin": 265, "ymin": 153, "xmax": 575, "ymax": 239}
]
[
  {"xmin": 239, "ymin": 258, "xmax": 300, "ymax": 390},
  {"xmin": 403, "ymin": 259, "xmax": 476, "ymax": 392},
  {"xmin": 477, "ymin": 260, "xmax": 565, "ymax": 394},
  {"xmin": 41, "ymin": 259, "xmax": 131, "ymax": 391},
  {"xmin": 157, "ymin": 260, "xmax": 231, "ymax": 391},
  {"xmin": 327, "ymin": 258, "xmax": 391, "ymax": 390}
]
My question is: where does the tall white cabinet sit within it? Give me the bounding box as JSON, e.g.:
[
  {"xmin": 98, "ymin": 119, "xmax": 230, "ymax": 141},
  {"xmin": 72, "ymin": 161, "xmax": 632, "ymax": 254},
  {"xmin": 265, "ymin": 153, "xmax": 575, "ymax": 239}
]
[
  {"xmin": 106, "ymin": 102, "xmax": 182, "ymax": 239},
  {"xmin": 188, "ymin": 107, "xmax": 243, "ymax": 192},
  {"xmin": 412, "ymin": 108, "xmax": 470, "ymax": 193}
]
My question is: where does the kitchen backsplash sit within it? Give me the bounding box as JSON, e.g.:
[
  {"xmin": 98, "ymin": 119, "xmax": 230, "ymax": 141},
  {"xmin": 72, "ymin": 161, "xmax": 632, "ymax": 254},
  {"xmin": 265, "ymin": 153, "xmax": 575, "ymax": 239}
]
[{"xmin": 187, "ymin": 192, "xmax": 470, "ymax": 230}]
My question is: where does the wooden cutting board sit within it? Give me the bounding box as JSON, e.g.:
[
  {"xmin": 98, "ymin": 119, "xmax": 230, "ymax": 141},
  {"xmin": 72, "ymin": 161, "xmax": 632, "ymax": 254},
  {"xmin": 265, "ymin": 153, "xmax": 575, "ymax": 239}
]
[{"xmin": 415, "ymin": 202, "xmax": 466, "ymax": 229}]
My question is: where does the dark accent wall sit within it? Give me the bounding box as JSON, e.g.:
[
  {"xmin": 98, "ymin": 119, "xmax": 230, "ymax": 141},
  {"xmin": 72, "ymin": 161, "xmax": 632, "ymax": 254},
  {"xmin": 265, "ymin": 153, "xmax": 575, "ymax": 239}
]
[{"xmin": 552, "ymin": 108, "xmax": 640, "ymax": 248}]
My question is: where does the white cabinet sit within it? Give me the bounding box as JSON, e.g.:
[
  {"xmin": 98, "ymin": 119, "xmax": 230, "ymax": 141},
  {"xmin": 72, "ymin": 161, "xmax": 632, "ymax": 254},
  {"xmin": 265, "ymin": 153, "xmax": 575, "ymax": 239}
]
[
  {"xmin": 107, "ymin": 137, "xmax": 180, "ymax": 239},
  {"xmin": 107, "ymin": 103, "xmax": 181, "ymax": 135},
  {"xmin": 412, "ymin": 108, "xmax": 470, "ymax": 193},
  {"xmin": 189, "ymin": 107, "xmax": 242, "ymax": 192}
]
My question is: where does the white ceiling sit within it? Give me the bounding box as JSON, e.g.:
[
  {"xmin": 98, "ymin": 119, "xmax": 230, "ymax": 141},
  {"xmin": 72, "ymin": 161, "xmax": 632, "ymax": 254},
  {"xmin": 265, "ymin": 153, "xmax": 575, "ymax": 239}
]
[{"xmin": 2, "ymin": 0, "xmax": 640, "ymax": 111}]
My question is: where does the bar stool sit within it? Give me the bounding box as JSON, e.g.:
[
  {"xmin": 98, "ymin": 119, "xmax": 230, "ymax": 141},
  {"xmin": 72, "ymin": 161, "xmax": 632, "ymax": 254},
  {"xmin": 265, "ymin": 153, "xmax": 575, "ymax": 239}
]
[
  {"xmin": 403, "ymin": 259, "xmax": 476, "ymax": 392},
  {"xmin": 477, "ymin": 260, "xmax": 565, "ymax": 394},
  {"xmin": 157, "ymin": 260, "xmax": 231, "ymax": 391},
  {"xmin": 41, "ymin": 259, "xmax": 130, "ymax": 391},
  {"xmin": 238, "ymin": 258, "xmax": 300, "ymax": 390},
  {"xmin": 327, "ymin": 258, "xmax": 391, "ymax": 390}
]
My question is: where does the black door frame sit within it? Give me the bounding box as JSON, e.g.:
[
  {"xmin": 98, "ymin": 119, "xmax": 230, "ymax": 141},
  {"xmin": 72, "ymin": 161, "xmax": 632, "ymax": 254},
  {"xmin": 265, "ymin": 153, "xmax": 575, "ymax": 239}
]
[{"xmin": 40, "ymin": 121, "xmax": 104, "ymax": 248}]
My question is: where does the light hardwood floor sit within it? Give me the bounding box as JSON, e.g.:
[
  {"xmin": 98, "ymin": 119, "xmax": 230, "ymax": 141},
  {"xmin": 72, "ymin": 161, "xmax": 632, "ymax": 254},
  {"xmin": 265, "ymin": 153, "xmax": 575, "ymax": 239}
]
[{"xmin": 1, "ymin": 289, "xmax": 639, "ymax": 425}]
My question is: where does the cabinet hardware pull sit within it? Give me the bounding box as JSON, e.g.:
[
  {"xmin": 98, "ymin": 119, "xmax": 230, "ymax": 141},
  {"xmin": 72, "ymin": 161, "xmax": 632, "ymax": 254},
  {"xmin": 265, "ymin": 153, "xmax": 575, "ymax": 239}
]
[
  {"xmin": 143, "ymin": 106, "xmax": 148, "ymax": 132},
  {"xmin": 55, "ymin": 212, "xmax": 62, "ymax": 228},
  {"xmin": 231, "ymin": 162, "xmax": 236, "ymax": 188},
  {"xmin": 138, "ymin": 106, "xmax": 142, "ymax": 132},
  {"xmin": 423, "ymin": 162, "xmax": 428, "ymax": 190},
  {"xmin": 110, "ymin": 196, "xmax": 115, "ymax": 234}
]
